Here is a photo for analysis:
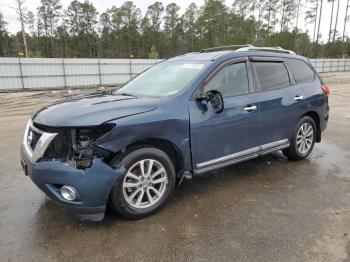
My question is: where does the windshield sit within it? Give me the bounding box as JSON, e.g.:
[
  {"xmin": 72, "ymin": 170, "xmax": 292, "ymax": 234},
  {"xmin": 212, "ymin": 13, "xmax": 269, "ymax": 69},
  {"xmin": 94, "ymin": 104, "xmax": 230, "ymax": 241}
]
[{"xmin": 114, "ymin": 60, "xmax": 209, "ymax": 97}]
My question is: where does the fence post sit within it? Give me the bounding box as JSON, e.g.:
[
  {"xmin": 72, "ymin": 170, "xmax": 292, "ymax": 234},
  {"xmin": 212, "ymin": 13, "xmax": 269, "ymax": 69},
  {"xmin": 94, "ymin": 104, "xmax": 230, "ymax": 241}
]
[
  {"xmin": 344, "ymin": 59, "xmax": 347, "ymax": 71},
  {"xmin": 98, "ymin": 58, "xmax": 102, "ymax": 87},
  {"xmin": 62, "ymin": 58, "xmax": 67, "ymax": 88},
  {"xmin": 18, "ymin": 57, "xmax": 25, "ymax": 90},
  {"xmin": 129, "ymin": 58, "xmax": 133, "ymax": 80},
  {"xmin": 322, "ymin": 60, "xmax": 325, "ymax": 73}
]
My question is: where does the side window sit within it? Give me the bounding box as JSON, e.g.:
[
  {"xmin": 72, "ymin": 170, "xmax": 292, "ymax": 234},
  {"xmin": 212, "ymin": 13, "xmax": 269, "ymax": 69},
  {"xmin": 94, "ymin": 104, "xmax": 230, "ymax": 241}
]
[
  {"xmin": 286, "ymin": 58, "xmax": 315, "ymax": 83},
  {"xmin": 252, "ymin": 62, "xmax": 290, "ymax": 91},
  {"xmin": 204, "ymin": 62, "xmax": 249, "ymax": 97}
]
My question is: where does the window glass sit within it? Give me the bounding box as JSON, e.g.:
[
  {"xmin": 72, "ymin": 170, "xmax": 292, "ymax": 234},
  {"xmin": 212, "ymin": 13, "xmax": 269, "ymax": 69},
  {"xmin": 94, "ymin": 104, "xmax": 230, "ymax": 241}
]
[
  {"xmin": 204, "ymin": 62, "xmax": 249, "ymax": 97},
  {"xmin": 286, "ymin": 58, "xmax": 315, "ymax": 83},
  {"xmin": 252, "ymin": 62, "xmax": 290, "ymax": 91},
  {"xmin": 114, "ymin": 60, "xmax": 209, "ymax": 97}
]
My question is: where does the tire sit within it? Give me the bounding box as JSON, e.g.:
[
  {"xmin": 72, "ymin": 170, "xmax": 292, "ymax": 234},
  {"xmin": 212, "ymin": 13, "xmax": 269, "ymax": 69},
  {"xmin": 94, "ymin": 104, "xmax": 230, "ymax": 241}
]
[
  {"xmin": 110, "ymin": 146, "xmax": 176, "ymax": 219},
  {"xmin": 283, "ymin": 116, "xmax": 317, "ymax": 161}
]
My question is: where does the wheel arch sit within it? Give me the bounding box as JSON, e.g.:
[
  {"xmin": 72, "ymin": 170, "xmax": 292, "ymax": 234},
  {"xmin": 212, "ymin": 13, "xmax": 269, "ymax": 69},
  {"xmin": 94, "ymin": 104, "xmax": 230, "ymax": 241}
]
[
  {"xmin": 302, "ymin": 111, "xmax": 321, "ymax": 142},
  {"xmin": 109, "ymin": 138, "xmax": 185, "ymax": 179}
]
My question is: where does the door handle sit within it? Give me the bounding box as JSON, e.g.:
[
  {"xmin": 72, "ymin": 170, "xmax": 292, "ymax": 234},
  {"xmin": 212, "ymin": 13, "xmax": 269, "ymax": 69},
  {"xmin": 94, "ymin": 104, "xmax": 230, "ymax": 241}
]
[
  {"xmin": 294, "ymin": 95, "xmax": 304, "ymax": 101},
  {"xmin": 243, "ymin": 105, "xmax": 257, "ymax": 112}
]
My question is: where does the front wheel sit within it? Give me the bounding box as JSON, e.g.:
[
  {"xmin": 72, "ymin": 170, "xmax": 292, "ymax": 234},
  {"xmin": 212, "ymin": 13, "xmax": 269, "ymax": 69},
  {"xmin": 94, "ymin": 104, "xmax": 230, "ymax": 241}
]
[
  {"xmin": 110, "ymin": 146, "xmax": 176, "ymax": 219},
  {"xmin": 283, "ymin": 116, "xmax": 317, "ymax": 160}
]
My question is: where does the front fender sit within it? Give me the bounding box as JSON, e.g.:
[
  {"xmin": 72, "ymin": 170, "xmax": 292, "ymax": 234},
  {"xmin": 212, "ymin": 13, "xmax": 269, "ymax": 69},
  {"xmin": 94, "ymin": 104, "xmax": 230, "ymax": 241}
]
[{"xmin": 95, "ymin": 104, "xmax": 192, "ymax": 171}]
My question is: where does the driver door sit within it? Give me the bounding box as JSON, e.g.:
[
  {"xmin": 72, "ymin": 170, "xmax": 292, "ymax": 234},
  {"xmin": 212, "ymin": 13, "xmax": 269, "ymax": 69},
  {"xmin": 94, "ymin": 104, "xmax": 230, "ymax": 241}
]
[{"xmin": 189, "ymin": 58, "xmax": 261, "ymax": 173}]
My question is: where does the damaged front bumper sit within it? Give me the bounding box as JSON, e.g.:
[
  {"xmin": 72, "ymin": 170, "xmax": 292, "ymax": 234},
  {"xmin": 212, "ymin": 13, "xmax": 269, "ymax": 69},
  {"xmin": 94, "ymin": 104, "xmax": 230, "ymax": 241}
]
[{"xmin": 21, "ymin": 146, "xmax": 122, "ymax": 221}]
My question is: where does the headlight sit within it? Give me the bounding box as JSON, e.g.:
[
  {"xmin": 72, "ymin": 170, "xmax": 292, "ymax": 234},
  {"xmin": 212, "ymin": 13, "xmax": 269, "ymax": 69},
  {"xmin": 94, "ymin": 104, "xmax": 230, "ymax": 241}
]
[{"xmin": 72, "ymin": 123, "xmax": 115, "ymax": 169}]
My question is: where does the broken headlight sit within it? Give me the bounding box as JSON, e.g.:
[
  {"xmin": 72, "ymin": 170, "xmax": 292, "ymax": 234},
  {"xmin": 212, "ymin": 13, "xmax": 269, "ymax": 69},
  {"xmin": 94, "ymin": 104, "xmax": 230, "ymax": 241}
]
[{"xmin": 72, "ymin": 123, "xmax": 115, "ymax": 169}]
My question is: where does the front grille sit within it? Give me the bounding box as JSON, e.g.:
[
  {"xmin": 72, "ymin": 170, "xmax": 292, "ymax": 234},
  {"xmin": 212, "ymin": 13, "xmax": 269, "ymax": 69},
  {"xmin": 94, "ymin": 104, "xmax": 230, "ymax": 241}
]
[
  {"xmin": 27, "ymin": 127, "xmax": 41, "ymax": 151},
  {"xmin": 43, "ymin": 131, "xmax": 72, "ymax": 161}
]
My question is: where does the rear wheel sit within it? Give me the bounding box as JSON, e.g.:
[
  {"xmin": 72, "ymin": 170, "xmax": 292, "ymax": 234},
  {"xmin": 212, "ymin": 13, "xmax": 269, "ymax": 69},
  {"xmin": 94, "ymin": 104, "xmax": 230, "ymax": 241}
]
[
  {"xmin": 283, "ymin": 116, "xmax": 316, "ymax": 160},
  {"xmin": 110, "ymin": 146, "xmax": 176, "ymax": 219}
]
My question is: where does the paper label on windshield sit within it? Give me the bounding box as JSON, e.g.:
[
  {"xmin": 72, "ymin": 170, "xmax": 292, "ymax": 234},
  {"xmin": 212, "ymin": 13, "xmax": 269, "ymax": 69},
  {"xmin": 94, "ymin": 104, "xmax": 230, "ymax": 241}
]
[{"xmin": 182, "ymin": 64, "xmax": 204, "ymax": 69}]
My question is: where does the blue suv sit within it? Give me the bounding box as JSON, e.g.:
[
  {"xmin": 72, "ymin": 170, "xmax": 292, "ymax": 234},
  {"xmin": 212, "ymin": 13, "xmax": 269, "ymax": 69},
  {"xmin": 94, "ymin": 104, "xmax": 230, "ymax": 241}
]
[{"xmin": 20, "ymin": 46, "xmax": 329, "ymax": 221}]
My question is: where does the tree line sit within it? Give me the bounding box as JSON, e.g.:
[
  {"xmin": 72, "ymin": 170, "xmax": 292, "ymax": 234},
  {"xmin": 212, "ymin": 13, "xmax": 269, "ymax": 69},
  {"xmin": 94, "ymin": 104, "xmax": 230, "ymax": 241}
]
[{"xmin": 1, "ymin": 0, "xmax": 350, "ymax": 59}]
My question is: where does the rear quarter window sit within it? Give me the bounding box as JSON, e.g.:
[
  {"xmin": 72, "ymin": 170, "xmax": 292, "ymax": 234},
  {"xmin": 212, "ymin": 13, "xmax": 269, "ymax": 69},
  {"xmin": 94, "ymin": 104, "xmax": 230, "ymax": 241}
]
[
  {"xmin": 252, "ymin": 62, "xmax": 290, "ymax": 91},
  {"xmin": 286, "ymin": 58, "xmax": 315, "ymax": 83}
]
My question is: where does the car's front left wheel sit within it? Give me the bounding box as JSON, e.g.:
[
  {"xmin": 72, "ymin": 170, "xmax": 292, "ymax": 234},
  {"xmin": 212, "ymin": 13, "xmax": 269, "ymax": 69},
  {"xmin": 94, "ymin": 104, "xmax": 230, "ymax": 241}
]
[{"xmin": 110, "ymin": 146, "xmax": 176, "ymax": 219}]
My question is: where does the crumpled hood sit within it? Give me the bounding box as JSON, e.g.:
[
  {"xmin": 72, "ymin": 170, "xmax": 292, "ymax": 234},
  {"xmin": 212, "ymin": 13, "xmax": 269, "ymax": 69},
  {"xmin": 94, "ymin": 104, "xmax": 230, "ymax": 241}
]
[{"xmin": 33, "ymin": 93, "xmax": 160, "ymax": 127}]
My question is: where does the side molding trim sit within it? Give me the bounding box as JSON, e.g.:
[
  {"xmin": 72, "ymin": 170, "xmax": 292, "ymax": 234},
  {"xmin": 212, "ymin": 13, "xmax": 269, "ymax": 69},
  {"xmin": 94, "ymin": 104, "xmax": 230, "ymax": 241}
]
[{"xmin": 195, "ymin": 139, "xmax": 289, "ymax": 172}]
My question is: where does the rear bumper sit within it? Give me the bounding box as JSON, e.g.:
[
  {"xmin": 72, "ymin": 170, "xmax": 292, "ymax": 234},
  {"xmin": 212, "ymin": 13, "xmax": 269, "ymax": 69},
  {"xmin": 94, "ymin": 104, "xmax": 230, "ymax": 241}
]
[{"xmin": 21, "ymin": 146, "xmax": 122, "ymax": 221}]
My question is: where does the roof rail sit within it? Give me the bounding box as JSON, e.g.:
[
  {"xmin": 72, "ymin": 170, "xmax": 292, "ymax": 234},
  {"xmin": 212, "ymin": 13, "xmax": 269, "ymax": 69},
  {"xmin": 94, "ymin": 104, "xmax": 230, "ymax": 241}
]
[
  {"xmin": 236, "ymin": 46, "xmax": 296, "ymax": 54},
  {"xmin": 200, "ymin": 44, "xmax": 253, "ymax": 53}
]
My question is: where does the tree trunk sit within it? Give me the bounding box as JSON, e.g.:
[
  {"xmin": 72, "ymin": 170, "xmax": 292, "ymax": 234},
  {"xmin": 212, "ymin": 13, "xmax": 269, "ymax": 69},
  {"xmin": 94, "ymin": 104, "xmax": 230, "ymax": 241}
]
[
  {"xmin": 313, "ymin": 0, "xmax": 319, "ymax": 42},
  {"xmin": 328, "ymin": 0, "xmax": 335, "ymax": 43},
  {"xmin": 17, "ymin": 0, "xmax": 28, "ymax": 58},
  {"xmin": 21, "ymin": 21, "xmax": 28, "ymax": 58},
  {"xmin": 316, "ymin": 0, "xmax": 323, "ymax": 45},
  {"xmin": 333, "ymin": 0, "xmax": 340, "ymax": 41},
  {"xmin": 342, "ymin": 0, "xmax": 350, "ymax": 56},
  {"xmin": 342, "ymin": 0, "xmax": 350, "ymax": 42},
  {"xmin": 294, "ymin": 0, "xmax": 301, "ymax": 46},
  {"xmin": 280, "ymin": 6, "xmax": 285, "ymax": 32}
]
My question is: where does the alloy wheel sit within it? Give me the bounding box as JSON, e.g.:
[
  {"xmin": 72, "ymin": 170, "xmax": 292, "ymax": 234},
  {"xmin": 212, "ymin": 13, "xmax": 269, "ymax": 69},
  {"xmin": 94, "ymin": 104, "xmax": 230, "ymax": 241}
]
[
  {"xmin": 296, "ymin": 122, "xmax": 314, "ymax": 155},
  {"xmin": 122, "ymin": 159, "xmax": 168, "ymax": 209}
]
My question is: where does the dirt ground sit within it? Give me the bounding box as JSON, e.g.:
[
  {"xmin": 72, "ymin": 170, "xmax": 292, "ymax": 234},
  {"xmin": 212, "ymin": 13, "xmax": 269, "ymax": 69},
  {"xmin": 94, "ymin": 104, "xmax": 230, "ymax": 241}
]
[{"xmin": 0, "ymin": 72, "xmax": 350, "ymax": 262}]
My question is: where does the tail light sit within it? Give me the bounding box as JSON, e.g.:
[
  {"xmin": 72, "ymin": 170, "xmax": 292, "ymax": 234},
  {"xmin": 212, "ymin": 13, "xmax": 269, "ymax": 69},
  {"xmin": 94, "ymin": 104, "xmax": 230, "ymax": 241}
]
[{"xmin": 321, "ymin": 84, "xmax": 330, "ymax": 94}]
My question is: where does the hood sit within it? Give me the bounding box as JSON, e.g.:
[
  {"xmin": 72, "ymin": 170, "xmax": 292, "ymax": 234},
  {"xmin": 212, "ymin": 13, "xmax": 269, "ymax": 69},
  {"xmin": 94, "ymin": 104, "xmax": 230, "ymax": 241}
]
[{"xmin": 33, "ymin": 93, "xmax": 160, "ymax": 127}]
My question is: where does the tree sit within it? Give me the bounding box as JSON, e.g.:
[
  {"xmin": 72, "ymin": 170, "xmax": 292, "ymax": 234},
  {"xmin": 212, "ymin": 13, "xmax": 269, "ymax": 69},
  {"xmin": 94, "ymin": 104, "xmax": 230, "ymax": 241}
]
[
  {"xmin": 65, "ymin": 0, "xmax": 98, "ymax": 57},
  {"xmin": 37, "ymin": 0, "xmax": 62, "ymax": 57},
  {"xmin": 197, "ymin": 0, "xmax": 228, "ymax": 47},
  {"xmin": 305, "ymin": 0, "xmax": 319, "ymax": 42},
  {"xmin": 14, "ymin": 0, "xmax": 29, "ymax": 57},
  {"xmin": 4, "ymin": 0, "xmax": 350, "ymax": 59},
  {"xmin": 342, "ymin": 0, "xmax": 350, "ymax": 56},
  {"xmin": 333, "ymin": 0, "xmax": 340, "ymax": 42},
  {"xmin": 0, "ymin": 12, "xmax": 10, "ymax": 56},
  {"xmin": 316, "ymin": 0, "xmax": 324, "ymax": 45},
  {"xmin": 343, "ymin": 0, "xmax": 350, "ymax": 42},
  {"xmin": 182, "ymin": 3, "xmax": 199, "ymax": 51},
  {"xmin": 27, "ymin": 11, "xmax": 35, "ymax": 36},
  {"xmin": 144, "ymin": 2, "xmax": 164, "ymax": 53},
  {"xmin": 328, "ymin": 0, "xmax": 335, "ymax": 43},
  {"xmin": 279, "ymin": 0, "xmax": 296, "ymax": 31},
  {"xmin": 164, "ymin": 3, "xmax": 180, "ymax": 54},
  {"xmin": 148, "ymin": 44, "xmax": 159, "ymax": 58},
  {"xmin": 233, "ymin": 0, "xmax": 249, "ymax": 18},
  {"xmin": 119, "ymin": 1, "xmax": 141, "ymax": 57},
  {"xmin": 263, "ymin": 0, "xmax": 278, "ymax": 34}
]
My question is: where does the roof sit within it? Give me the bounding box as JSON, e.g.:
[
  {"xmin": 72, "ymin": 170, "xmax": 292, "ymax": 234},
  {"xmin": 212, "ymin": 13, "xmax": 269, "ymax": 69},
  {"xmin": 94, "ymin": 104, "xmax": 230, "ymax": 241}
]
[{"xmin": 170, "ymin": 50, "xmax": 306, "ymax": 62}]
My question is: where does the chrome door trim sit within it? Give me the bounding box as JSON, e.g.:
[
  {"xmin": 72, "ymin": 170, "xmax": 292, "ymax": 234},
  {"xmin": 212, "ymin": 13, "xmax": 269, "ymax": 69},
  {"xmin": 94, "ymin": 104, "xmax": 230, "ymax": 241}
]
[
  {"xmin": 195, "ymin": 139, "xmax": 289, "ymax": 170},
  {"xmin": 196, "ymin": 146, "xmax": 260, "ymax": 169},
  {"xmin": 260, "ymin": 139, "xmax": 288, "ymax": 150}
]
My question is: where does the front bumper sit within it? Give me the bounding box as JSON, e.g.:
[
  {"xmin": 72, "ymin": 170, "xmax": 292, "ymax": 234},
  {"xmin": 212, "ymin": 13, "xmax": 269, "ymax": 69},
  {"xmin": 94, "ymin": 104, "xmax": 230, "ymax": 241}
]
[{"xmin": 21, "ymin": 146, "xmax": 122, "ymax": 221}]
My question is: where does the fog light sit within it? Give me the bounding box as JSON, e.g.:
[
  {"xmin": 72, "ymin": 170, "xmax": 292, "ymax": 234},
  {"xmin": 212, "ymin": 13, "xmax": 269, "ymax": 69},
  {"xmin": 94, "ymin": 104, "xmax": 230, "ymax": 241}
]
[{"xmin": 60, "ymin": 185, "xmax": 77, "ymax": 201}]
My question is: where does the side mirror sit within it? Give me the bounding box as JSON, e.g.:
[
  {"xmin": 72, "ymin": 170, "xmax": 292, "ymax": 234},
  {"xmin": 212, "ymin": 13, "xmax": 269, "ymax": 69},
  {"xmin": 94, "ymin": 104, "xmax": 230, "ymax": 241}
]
[{"xmin": 196, "ymin": 90, "xmax": 224, "ymax": 113}]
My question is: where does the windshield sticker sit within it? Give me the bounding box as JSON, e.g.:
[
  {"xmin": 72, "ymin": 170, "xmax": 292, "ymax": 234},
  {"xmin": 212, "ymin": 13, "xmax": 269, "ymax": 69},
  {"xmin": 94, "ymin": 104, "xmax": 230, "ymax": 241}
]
[{"xmin": 181, "ymin": 64, "xmax": 205, "ymax": 69}]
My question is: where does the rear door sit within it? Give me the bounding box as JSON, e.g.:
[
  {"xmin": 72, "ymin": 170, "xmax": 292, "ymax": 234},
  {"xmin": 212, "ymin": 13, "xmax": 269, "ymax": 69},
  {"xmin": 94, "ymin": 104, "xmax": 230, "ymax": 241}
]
[{"xmin": 249, "ymin": 57, "xmax": 305, "ymax": 150}]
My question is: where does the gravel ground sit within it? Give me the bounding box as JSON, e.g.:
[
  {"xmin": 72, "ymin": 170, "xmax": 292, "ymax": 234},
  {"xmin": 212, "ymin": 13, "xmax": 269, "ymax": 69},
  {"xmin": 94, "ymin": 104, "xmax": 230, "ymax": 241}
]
[{"xmin": 0, "ymin": 72, "xmax": 349, "ymax": 262}]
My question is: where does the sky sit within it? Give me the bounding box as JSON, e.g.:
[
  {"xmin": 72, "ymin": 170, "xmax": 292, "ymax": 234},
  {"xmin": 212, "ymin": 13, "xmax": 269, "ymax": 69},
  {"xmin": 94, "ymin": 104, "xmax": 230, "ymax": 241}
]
[{"xmin": 0, "ymin": 0, "xmax": 348, "ymax": 43}]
